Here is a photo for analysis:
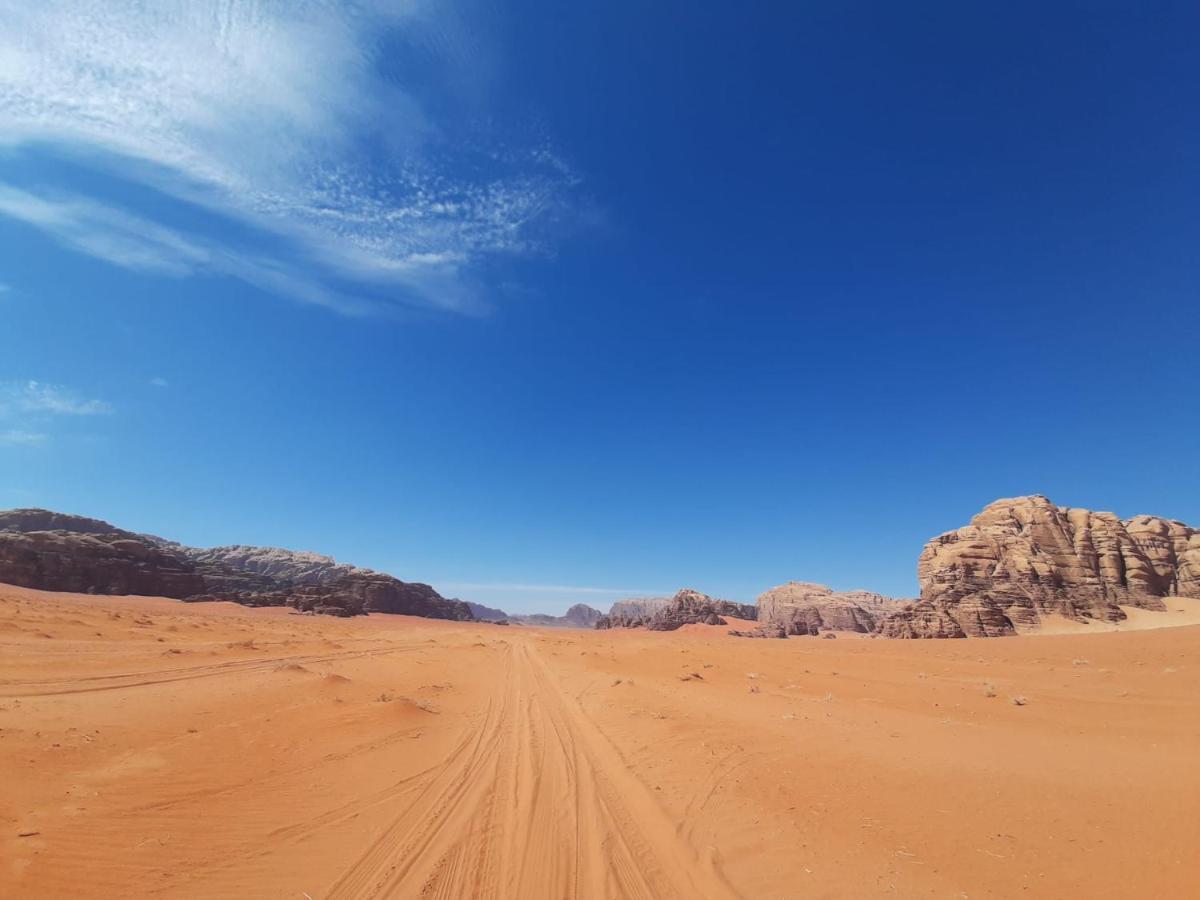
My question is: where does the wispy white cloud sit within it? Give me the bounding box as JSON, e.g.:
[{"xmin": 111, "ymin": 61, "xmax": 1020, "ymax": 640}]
[
  {"xmin": 0, "ymin": 381, "xmax": 112, "ymax": 448},
  {"xmin": 0, "ymin": 1, "xmax": 575, "ymax": 313},
  {"xmin": 0, "ymin": 184, "xmax": 209, "ymax": 278},
  {"xmin": 0, "ymin": 183, "xmax": 372, "ymax": 314},
  {"xmin": 3, "ymin": 380, "xmax": 112, "ymax": 416},
  {"xmin": 0, "ymin": 429, "xmax": 48, "ymax": 446},
  {"xmin": 150, "ymin": 376, "xmax": 169, "ymax": 388}
]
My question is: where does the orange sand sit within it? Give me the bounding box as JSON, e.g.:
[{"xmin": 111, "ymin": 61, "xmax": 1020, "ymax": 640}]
[{"xmin": 2, "ymin": 583, "xmax": 1198, "ymax": 898}]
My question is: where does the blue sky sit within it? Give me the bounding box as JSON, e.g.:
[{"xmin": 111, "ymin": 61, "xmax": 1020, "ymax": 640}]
[{"xmin": 1, "ymin": 1, "xmax": 1197, "ymax": 614}]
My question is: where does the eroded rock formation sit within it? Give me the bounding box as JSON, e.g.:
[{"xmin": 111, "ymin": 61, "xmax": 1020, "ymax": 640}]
[
  {"xmin": 165, "ymin": 543, "xmax": 376, "ymax": 592},
  {"xmin": 878, "ymin": 495, "xmax": 1200, "ymax": 638},
  {"xmin": 0, "ymin": 508, "xmax": 473, "ymax": 621},
  {"xmin": 596, "ymin": 589, "xmax": 755, "ymax": 631},
  {"xmin": 596, "ymin": 596, "xmax": 671, "ymax": 628},
  {"xmin": 0, "ymin": 523, "xmax": 206, "ymax": 598},
  {"xmin": 756, "ymin": 582, "xmax": 901, "ymax": 635}
]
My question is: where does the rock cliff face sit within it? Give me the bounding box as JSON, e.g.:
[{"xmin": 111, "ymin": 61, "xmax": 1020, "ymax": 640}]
[
  {"xmin": 166, "ymin": 544, "xmax": 376, "ymax": 592},
  {"xmin": 0, "ymin": 525, "xmax": 206, "ymax": 598},
  {"xmin": 878, "ymin": 495, "xmax": 1200, "ymax": 638},
  {"xmin": 505, "ymin": 604, "xmax": 604, "ymax": 628},
  {"xmin": 0, "ymin": 508, "xmax": 473, "ymax": 621},
  {"xmin": 596, "ymin": 589, "xmax": 755, "ymax": 631},
  {"xmin": 756, "ymin": 582, "xmax": 901, "ymax": 635},
  {"xmin": 465, "ymin": 601, "xmax": 509, "ymax": 622},
  {"xmin": 595, "ymin": 596, "xmax": 671, "ymax": 628}
]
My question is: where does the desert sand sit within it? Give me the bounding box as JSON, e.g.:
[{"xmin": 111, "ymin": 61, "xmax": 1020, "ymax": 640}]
[{"xmin": 1, "ymin": 584, "xmax": 1198, "ymax": 899}]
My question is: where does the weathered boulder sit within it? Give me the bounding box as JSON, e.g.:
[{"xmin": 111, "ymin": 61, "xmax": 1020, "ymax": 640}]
[{"xmin": 728, "ymin": 623, "xmax": 788, "ymax": 639}]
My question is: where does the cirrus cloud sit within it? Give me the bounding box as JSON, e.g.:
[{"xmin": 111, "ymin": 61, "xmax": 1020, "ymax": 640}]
[
  {"xmin": 3, "ymin": 380, "xmax": 113, "ymax": 417},
  {"xmin": 0, "ymin": 1, "xmax": 576, "ymax": 314},
  {"xmin": 0, "ymin": 381, "xmax": 113, "ymax": 448}
]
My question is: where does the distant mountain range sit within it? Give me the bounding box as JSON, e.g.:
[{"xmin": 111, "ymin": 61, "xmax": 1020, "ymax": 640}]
[
  {"xmin": 3, "ymin": 495, "xmax": 1196, "ymax": 636},
  {"xmin": 0, "ymin": 509, "xmax": 471, "ymax": 620},
  {"xmin": 464, "ymin": 600, "xmax": 604, "ymax": 628}
]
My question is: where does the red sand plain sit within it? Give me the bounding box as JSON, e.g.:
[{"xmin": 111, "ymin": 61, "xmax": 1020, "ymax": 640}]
[{"xmin": 2, "ymin": 584, "xmax": 1198, "ymax": 898}]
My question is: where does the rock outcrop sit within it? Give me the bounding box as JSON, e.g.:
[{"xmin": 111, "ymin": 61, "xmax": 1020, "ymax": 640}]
[
  {"xmin": 596, "ymin": 589, "xmax": 755, "ymax": 631},
  {"xmin": 756, "ymin": 582, "xmax": 901, "ymax": 635},
  {"xmin": 465, "ymin": 601, "xmax": 509, "ymax": 622},
  {"xmin": 728, "ymin": 624, "xmax": 788, "ymax": 639},
  {"xmin": 505, "ymin": 604, "xmax": 604, "ymax": 628},
  {"xmin": 0, "ymin": 510, "xmax": 206, "ymax": 598},
  {"xmin": 878, "ymin": 495, "xmax": 1200, "ymax": 638},
  {"xmin": 561, "ymin": 603, "xmax": 604, "ymax": 628},
  {"xmin": 163, "ymin": 544, "xmax": 376, "ymax": 593},
  {"xmin": 596, "ymin": 596, "xmax": 671, "ymax": 628},
  {"xmin": 0, "ymin": 508, "xmax": 473, "ymax": 621}
]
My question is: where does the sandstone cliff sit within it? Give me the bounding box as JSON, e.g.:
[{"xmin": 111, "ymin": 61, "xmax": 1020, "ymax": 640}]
[
  {"xmin": 756, "ymin": 582, "xmax": 902, "ymax": 635},
  {"xmin": 596, "ymin": 596, "xmax": 671, "ymax": 628},
  {"xmin": 878, "ymin": 495, "xmax": 1200, "ymax": 638},
  {"xmin": 0, "ymin": 508, "xmax": 473, "ymax": 621},
  {"xmin": 0, "ymin": 528, "xmax": 207, "ymax": 598},
  {"xmin": 596, "ymin": 589, "xmax": 755, "ymax": 631},
  {"xmin": 165, "ymin": 543, "xmax": 376, "ymax": 592}
]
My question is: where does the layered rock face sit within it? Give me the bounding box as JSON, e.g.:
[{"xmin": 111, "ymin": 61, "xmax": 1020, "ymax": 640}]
[
  {"xmin": 878, "ymin": 495, "xmax": 1200, "ymax": 638},
  {"xmin": 0, "ymin": 525, "xmax": 206, "ymax": 598},
  {"xmin": 0, "ymin": 508, "xmax": 473, "ymax": 621},
  {"xmin": 186, "ymin": 574, "xmax": 472, "ymax": 620},
  {"xmin": 757, "ymin": 582, "xmax": 901, "ymax": 635},
  {"xmin": 0, "ymin": 509, "xmax": 131, "ymax": 536},
  {"xmin": 595, "ymin": 596, "xmax": 671, "ymax": 628},
  {"xmin": 169, "ymin": 544, "xmax": 376, "ymax": 592},
  {"xmin": 596, "ymin": 589, "xmax": 755, "ymax": 631}
]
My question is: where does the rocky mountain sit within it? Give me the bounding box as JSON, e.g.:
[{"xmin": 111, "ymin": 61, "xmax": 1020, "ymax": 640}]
[
  {"xmin": 596, "ymin": 589, "xmax": 755, "ymax": 631},
  {"xmin": 159, "ymin": 543, "xmax": 376, "ymax": 593},
  {"xmin": 505, "ymin": 603, "xmax": 604, "ymax": 628},
  {"xmin": 756, "ymin": 582, "xmax": 903, "ymax": 635},
  {"xmin": 597, "ymin": 596, "xmax": 672, "ymax": 628},
  {"xmin": 465, "ymin": 601, "xmax": 509, "ymax": 622},
  {"xmin": 0, "ymin": 511, "xmax": 206, "ymax": 598},
  {"xmin": 561, "ymin": 603, "xmax": 604, "ymax": 628},
  {"xmin": 0, "ymin": 508, "xmax": 473, "ymax": 621},
  {"xmin": 878, "ymin": 495, "xmax": 1200, "ymax": 638}
]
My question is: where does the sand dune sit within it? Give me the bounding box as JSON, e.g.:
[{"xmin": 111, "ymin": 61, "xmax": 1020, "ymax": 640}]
[{"xmin": 2, "ymin": 585, "xmax": 1198, "ymax": 898}]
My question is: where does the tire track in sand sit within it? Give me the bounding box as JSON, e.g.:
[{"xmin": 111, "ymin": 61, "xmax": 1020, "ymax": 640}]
[
  {"xmin": 325, "ymin": 638, "xmax": 741, "ymax": 899},
  {"xmin": 0, "ymin": 644, "xmax": 418, "ymax": 697}
]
